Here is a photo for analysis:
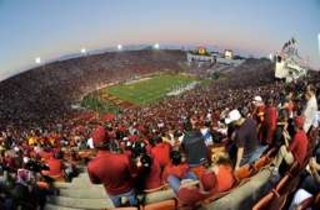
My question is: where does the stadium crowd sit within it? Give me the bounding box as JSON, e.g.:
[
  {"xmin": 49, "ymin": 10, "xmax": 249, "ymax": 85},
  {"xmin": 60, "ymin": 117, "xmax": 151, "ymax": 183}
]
[{"xmin": 0, "ymin": 55, "xmax": 320, "ymax": 209}]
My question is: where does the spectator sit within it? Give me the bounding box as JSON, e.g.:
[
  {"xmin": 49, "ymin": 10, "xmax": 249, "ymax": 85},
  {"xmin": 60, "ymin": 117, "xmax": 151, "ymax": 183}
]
[
  {"xmin": 261, "ymin": 97, "xmax": 278, "ymax": 145},
  {"xmin": 289, "ymin": 157, "xmax": 320, "ymax": 209},
  {"xmin": 225, "ymin": 109, "xmax": 266, "ymax": 169},
  {"xmin": 171, "ymin": 171, "xmax": 217, "ymax": 207},
  {"xmin": 273, "ymin": 116, "xmax": 308, "ymax": 172},
  {"xmin": 303, "ymin": 84, "xmax": 318, "ymax": 133},
  {"xmin": 181, "ymin": 116, "xmax": 208, "ymax": 167},
  {"xmin": 46, "ymin": 151, "xmax": 65, "ymax": 181},
  {"xmin": 163, "ymin": 150, "xmax": 196, "ymax": 183},
  {"xmin": 149, "ymin": 135, "xmax": 171, "ymax": 169},
  {"xmin": 87, "ymin": 126, "xmax": 138, "ymax": 207},
  {"xmin": 210, "ymin": 152, "xmax": 235, "ymax": 192},
  {"xmin": 135, "ymin": 154, "xmax": 162, "ymax": 191}
]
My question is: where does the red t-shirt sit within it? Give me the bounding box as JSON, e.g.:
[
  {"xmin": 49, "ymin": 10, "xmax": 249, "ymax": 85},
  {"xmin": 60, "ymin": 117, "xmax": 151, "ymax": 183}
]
[
  {"xmin": 47, "ymin": 158, "xmax": 64, "ymax": 177},
  {"xmin": 264, "ymin": 106, "xmax": 277, "ymax": 130},
  {"xmin": 255, "ymin": 105, "xmax": 265, "ymax": 123},
  {"xmin": 144, "ymin": 159, "xmax": 162, "ymax": 190},
  {"xmin": 288, "ymin": 130, "xmax": 308, "ymax": 166},
  {"xmin": 40, "ymin": 151, "xmax": 53, "ymax": 162},
  {"xmin": 87, "ymin": 151, "xmax": 136, "ymax": 195},
  {"xmin": 214, "ymin": 165, "xmax": 235, "ymax": 192},
  {"xmin": 263, "ymin": 105, "xmax": 278, "ymax": 144},
  {"xmin": 151, "ymin": 143, "xmax": 171, "ymax": 168},
  {"xmin": 162, "ymin": 163, "xmax": 189, "ymax": 182}
]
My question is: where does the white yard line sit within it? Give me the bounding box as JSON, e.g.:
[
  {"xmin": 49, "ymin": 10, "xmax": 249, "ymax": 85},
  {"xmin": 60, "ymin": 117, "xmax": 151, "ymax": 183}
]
[
  {"xmin": 166, "ymin": 81, "xmax": 200, "ymax": 96},
  {"xmin": 124, "ymin": 77, "xmax": 152, "ymax": 85}
]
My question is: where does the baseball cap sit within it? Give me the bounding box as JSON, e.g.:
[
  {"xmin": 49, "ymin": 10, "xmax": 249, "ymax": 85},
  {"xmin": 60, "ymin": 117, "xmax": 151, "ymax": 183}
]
[
  {"xmin": 225, "ymin": 109, "xmax": 242, "ymax": 124},
  {"xmin": 253, "ymin": 96, "xmax": 263, "ymax": 105}
]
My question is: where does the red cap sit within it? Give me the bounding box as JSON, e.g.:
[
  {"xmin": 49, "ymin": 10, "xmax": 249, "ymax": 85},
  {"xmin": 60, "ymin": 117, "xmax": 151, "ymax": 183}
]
[
  {"xmin": 201, "ymin": 171, "xmax": 216, "ymax": 191},
  {"xmin": 92, "ymin": 126, "xmax": 107, "ymax": 146},
  {"xmin": 294, "ymin": 116, "xmax": 304, "ymax": 129}
]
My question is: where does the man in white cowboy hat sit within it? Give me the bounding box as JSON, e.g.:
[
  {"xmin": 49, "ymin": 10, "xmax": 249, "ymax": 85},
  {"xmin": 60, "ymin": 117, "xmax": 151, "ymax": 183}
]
[
  {"xmin": 225, "ymin": 109, "xmax": 266, "ymax": 170},
  {"xmin": 252, "ymin": 96, "xmax": 265, "ymax": 120}
]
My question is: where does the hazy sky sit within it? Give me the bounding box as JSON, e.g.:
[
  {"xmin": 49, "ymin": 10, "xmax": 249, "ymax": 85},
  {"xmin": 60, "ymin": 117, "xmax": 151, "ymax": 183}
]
[{"xmin": 0, "ymin": 0, "xmax": 319, "ymax": 81}]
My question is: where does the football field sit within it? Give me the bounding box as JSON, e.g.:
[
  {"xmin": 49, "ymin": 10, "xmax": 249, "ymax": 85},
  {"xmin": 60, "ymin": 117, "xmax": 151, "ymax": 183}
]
[{"xmin": 104, "ymin": 74, "xmax": 198, "ymax": 105}]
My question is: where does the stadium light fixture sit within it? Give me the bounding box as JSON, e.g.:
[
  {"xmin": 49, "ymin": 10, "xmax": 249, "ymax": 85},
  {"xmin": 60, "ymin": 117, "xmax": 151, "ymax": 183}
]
[
  {"xmin": 81, "ymin": 48, "xmax": 86, "ymax": 54},
  {"xmin": 35, "ymin": 57, "xmax": 41, "ymax": 64},
  {"xmin": 154, "ymin": 43, "xmax": 160, "ymax": 49},
  {"xmin": 269, "ymin": 53, "xmax": 273, "ymax": 61},
  {"xmin": 117, "ymin": 44, "xmax": 123, "ymax": 50}
]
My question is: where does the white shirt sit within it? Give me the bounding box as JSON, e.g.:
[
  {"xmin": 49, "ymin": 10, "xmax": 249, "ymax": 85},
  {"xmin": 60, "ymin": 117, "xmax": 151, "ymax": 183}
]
[
  {"xmin": 200, "ymin": 127, "xmax": 213, "ymax": 146},
  {"xmin": 303, "ymin": 95, "xmax": 318, "ymax": 132},
  {"xmin": 87, "ymin": 138, "xmax": 94, "ymax": 149}
]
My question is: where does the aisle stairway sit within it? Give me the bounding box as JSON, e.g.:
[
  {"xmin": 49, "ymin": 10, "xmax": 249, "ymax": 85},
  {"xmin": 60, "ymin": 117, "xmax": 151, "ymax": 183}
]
[
  {"xmin": 45, "ymin": 170, "xmax": 176, "ymax": 210},
  {"xmin": 45, "ymin": 171, "xmax": 115, "ymax": 210}
]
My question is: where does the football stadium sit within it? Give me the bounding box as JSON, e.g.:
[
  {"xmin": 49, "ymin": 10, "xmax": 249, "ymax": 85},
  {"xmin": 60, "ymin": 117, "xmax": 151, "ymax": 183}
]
[{"xmin": 0, "ymin": 1, "xmax": 319, "ymax": 210}]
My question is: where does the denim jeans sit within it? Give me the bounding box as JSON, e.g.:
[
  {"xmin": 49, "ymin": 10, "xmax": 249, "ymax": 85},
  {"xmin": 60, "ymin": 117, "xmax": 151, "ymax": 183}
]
[
  {"xmin": 109, "ymin": 189, "xmax": 137, "ymax": 207},
  {"xmin": 167, "ymin": 171, "xmax": 198, "ymax": 193},
  {"xmin": 241, "ymin": 145, "xmax": 268, "ymax": 166}
]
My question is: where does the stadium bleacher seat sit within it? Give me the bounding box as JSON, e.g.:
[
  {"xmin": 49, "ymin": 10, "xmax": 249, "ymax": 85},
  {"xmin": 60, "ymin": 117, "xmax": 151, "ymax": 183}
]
[
  {"xmin": 112, "ymin": 207, "xmax": 139, "ymax": 210},
  {"xmin": 275, "ymin": 174, "xmax": 291, "ymax": 194},
  {"xmin": 253, "ymin": 156, "xmax": 271, "ymax": 172},
  {"xmin": 288, "ymin": 161, "xmax": 300, "ymax": 176},
  {"xmin": 143, "ymin": 199, "xmax": 176, "ymax": 210},
  {"xmin": 296, "ymin": 196, "xmax": 314, "ymax": 210},
  {"xmin": 252, "ymin": 191, "xmax": 275, "ymax": 210},
  {"xmin": 234, "ymin": 164, "xmax": 254, "ymax": 182}
]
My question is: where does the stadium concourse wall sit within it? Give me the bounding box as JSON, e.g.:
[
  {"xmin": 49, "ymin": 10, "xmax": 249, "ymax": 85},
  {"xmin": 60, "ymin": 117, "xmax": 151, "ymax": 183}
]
[{"xmin": 0, "ymin": 50, "xmax": 186, "ymax": 124}]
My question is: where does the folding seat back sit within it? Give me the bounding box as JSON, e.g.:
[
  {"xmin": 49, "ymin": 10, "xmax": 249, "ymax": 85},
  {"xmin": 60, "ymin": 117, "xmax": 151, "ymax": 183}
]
[
  {"xmin": 269, "ymin": 192, "xmax": 288, "ymax": 210},
  {"xmin": 234, "ymin": 164, "xmax": 254, "ymax": 182},
  {"xmin": 253, "ymin": 156, "xmax": 271, "ymax": 172},
  {"xmin": 287, "ymin": 175, "xmax": 301, "ymax": 194},
  {"xmin": 296, "ymin": 196, "xmax": 314, "ymax": 210},
  {"xmin": 143, "ymin": 184, "xmax": 168, "ymax": 193},
  {"xmin": 255, "ymin": 189, "xmax": 288, "ymax": 210},
  {"xmin": 265, "ymin": 147, "xmax": 278, "ymax": 158},
  {"xmin": 252, "ymin": 191, "xmax": 275, "ymax": 210},
  {"xmin": 275, "ymin": 173, "xmax": 301, "ymax": 208},
  {"xmin": 143, "ymin": 199, "xmax": 176, "ymax": 210},
  {"xmin": 313, "ymin": 192, "xmax": 320, "ymax": 209},
  {"xmin": 275, "ymin": 174, "xmax": 291, "ymax": 195},
  {"xmin": 288, "ymin": 161, "xmax": 300, "ymax": 176}
]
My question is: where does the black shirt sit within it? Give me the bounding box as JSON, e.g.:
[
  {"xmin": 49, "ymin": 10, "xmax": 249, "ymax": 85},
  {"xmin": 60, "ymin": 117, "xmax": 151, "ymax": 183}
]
[
  {"xmin": 182, "ymin": 130, "xmax": 208, "ymax": 165},
  {"xmin": 235, "ymin": 118, "xmax": 258, "ymax": 158}
]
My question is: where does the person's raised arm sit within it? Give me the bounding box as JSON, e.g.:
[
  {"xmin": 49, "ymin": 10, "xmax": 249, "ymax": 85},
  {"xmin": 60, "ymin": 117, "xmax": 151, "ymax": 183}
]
[{"xmin": 235, "ymin": 147, "xmax": 244, "ymax": 170}]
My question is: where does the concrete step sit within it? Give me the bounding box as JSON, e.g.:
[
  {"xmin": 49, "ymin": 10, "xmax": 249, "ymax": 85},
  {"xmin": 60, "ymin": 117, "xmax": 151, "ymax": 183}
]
[
  {"xmin": 71, "ymin": 176, "xmax": 91, "ymax": 185},
  {"xmin": 47, "ymin": 195, "xmax": 114, "ymax": 210},
  {"xmin": 45, "ymin": 203, "xmax": 84, "ymax": 210},
  {"xmin": 144, "ymin": 189, "xmax": 175, "ymax": 204},
  {"xmin": 54, "ymin": 181, "xmax": 105, "ymax": 190},
  {"xmin": 59, "ymin": 188, "xmax": 106, "ymax": 199}
]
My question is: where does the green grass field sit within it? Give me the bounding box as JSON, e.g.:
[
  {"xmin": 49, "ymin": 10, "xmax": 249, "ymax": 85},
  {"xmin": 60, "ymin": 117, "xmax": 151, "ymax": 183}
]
[{"xmin": 105, "ymin": 74, "xmax": 198, "ymax": 105}]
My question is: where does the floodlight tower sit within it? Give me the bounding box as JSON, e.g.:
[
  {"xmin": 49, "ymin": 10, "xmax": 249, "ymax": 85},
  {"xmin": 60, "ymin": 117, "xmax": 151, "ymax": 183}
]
[
  {"xmin": 35, "ymin": 57, "xmax": 41, "ymax": 64},
  {"xmin": 81, "ymin": 48, "xmax": 87, "ymax": 54},
  {"xmin": 154, "ymin": 43, "xmax": 160, "ymax": 50},
  {"xmin": 269, "ymin": 53, "xmax": 274, "ymax": 61}
]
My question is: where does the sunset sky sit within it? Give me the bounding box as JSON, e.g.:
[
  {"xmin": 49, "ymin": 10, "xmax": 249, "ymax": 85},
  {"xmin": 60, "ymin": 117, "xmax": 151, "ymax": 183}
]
[{"xmin": 0, "ymin": 0, "xmax": 319, "ymax": 81}]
